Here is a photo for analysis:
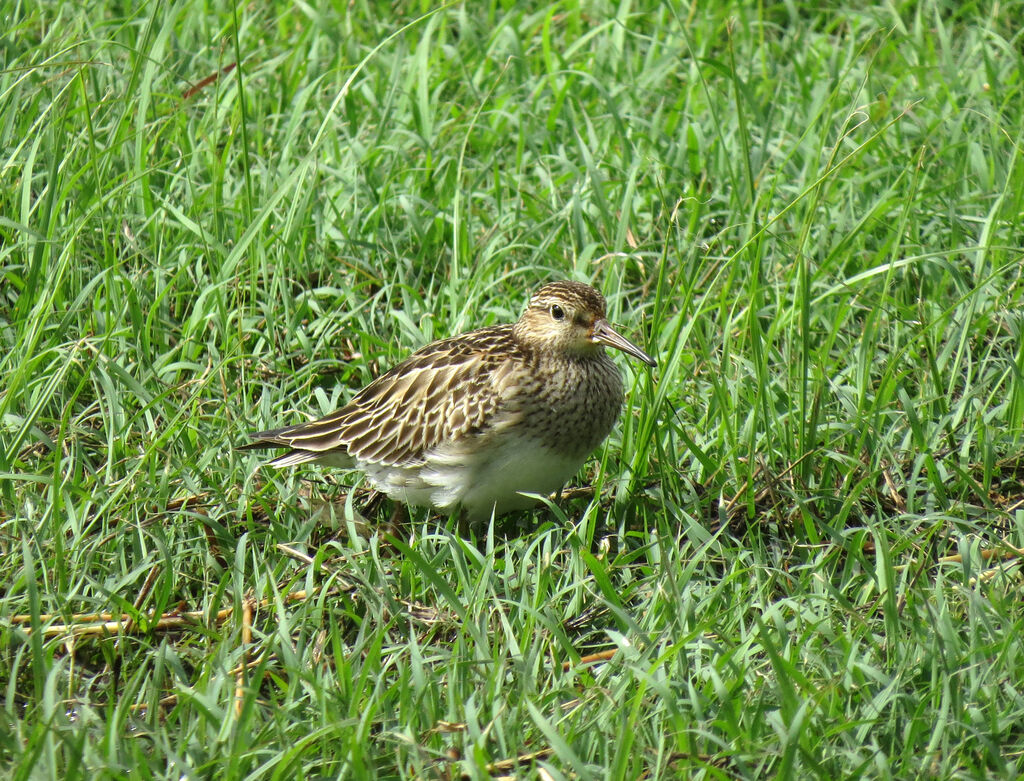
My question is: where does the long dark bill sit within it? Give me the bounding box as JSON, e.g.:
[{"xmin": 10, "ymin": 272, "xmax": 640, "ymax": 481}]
[{"xmin": 592, "ymin": 320, "xmax": 656, "ymax": 367}]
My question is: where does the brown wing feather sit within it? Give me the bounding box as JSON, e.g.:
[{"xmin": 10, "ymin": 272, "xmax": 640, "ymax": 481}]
[{"xmin": 244, "ymin": 324, "xmax": 524, "ymax": 467}]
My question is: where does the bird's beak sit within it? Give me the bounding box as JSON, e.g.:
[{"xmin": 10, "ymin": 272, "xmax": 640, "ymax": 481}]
[{"xmin": 592, "ymin": 319, "xmax": 656, "ymax": 367}]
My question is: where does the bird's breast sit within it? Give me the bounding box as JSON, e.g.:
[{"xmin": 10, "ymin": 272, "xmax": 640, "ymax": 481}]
[{"xmin": 514, "ymin": 355, "xmax": 624, "ymax": 457}]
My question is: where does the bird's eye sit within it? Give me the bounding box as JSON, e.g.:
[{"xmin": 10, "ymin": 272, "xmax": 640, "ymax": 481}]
[{"xmin": 550, "ymin": 304, "xmax": 565, "ymax": 321}]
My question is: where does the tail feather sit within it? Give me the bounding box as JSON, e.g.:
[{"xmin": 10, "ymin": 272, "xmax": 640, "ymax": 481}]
[
  {"xmin": 238, "ymin": 431, "xmax": 354, "ymax": 469},
  {"xmin": 266, "ymin": 448, "xmax": 328, "ymax": 468}
]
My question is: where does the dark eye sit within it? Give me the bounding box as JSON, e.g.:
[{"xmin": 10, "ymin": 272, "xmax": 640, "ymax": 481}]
[{"xmin": 550, "ymin": 304, "xmax": 565, "ymax": 321}]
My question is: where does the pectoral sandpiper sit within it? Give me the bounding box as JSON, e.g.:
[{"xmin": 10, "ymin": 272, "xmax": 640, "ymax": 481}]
[{"xmin": 241, "ymin": 280, "xmax": 655, "ymax": 520}]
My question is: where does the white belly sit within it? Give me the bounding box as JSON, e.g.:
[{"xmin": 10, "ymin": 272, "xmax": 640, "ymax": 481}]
[
  {"xmin": 361, "ymin": 433, "xmax": 587, "ymax": 521},
  {"xmin": 455, "ymin": 441, "xmax": 586, "ymax": 519}
]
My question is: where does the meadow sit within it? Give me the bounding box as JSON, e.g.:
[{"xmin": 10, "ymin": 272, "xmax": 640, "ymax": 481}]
[{"xmin": 2, "ymin": 0, "xmax": 1024, "ymax": 777}]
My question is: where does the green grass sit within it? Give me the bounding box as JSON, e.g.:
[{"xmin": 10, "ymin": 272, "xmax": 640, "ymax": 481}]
[{"xmin": 3, "ymin": 0, "xmax": 1024, "ymax": 776}]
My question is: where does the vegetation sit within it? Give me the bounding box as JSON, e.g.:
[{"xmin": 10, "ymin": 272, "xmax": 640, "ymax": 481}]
[{"xmin": 2, "ymin": 0, "xmax": 1023, "ymax": 776}]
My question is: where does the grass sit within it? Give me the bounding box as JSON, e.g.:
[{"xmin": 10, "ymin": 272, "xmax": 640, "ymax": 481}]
[{"xmin": 2, "ymin": 0, "xmax": 1024, "ymax": 776}]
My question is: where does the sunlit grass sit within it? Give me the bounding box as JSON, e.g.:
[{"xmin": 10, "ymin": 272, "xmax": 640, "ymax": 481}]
[{"xmin": 2, "ymin": 0, "xmax": 1024, "ymax": 777}]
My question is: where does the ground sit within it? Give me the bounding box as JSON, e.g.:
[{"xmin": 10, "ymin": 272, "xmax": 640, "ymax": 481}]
[{"xmin": 2, "ymin": 1, "xmax": 1024, "ymax": 777}]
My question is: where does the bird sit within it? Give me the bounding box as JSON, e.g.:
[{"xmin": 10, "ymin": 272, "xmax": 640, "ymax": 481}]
[{"xmin": 240, "ymin": 280, "xmax": 656, "ymax": 521}]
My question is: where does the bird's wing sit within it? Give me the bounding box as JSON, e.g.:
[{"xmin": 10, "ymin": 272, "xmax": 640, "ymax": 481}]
[{"xmin": 245, "ymin": 325, "xmax": 526, "ymax": 467}]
